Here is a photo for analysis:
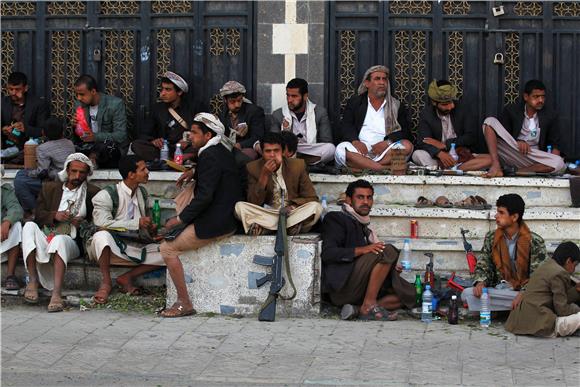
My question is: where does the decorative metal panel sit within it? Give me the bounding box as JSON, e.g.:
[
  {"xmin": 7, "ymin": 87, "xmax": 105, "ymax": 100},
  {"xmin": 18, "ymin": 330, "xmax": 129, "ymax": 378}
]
[
  {"xmin": 553, "ymin": 2, "xmax": 580, "ymax": 16},
  {"xmin": 1, "ymin": 32, "xmax": 15, "ymax": 90},
  {"xmin": 100, "ymin": 1, "xmax": 139, "ymax": 15},
  {"xmin": 50, "ymin": 31, "xmax": 81, "ymax": 128},
  {"xmin": 442, "ymin": 1, "xmax": 470, "ymax": 15},
  {"xmin": 514, "ymin": 1, "xmax": 542, "ymax": 16},
  {"xmin": 209, "ymin": 94, "xmax": 223, "ymax": 116},
  {"xmin": 156, "ymin": 29, "xmax": 171, "ymax": 79},
  {"xmin": 447, "ymin": 31, "xmax": 464, "ymax": 97},
  {"xmin": 209, "ymin": 28, "xmax": 226, "ymax": 56},
  {"xmin": 339, "ymin": 30, "xmax": 356, "ymax": 109},
  {"xmin": 504, "ymin": 33, "xmax": 520, "ymax": 105},
  {"xmin": 0, "ymin": 1, "xmax": 36, "ymax": 16},
  {"xmin": 151, "ymin": 0, "xmax": 192, "ymax": 14},
  {"xmin": 103, "ymin": 30, "xmax": 136, "ymax": 122},
  {"xmin": 389, "ymin": 1, "xmax": 432, "ymax": 15},
  {"xmin": 226, "ymin": 28, "xmax": 241, "ymax": 56},
  {"xmin": 47, "ymin": 1, "xmax": 86, "ymax": 15}
]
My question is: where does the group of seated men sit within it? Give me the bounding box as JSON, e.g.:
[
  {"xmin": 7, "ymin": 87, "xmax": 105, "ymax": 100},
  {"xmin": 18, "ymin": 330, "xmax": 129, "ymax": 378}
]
[{"xmin": 1, "ymin": 66, "xmax": 578, "ymax": 335}]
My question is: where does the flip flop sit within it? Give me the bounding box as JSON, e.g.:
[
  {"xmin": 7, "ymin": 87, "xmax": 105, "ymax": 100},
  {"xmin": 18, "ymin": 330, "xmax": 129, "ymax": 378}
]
[
  {"xmin": 435, "ymin": 196, "xmax": 453, "ymax": 208},
  {"xmin": 23, "ymin": 284, "xmax": 39, "ymax": 304},
  {"xmin": 5, "ymin": 275, "xmax": 20, "ymax": 291},
  {"xmin": 454, "ymin": 195, "xmax": 483, "ymax": 210},
  {"xmin": 415, "ymin": 196, "xmax": 434, "ymax": 208},
  {"xmin": 474, "ymin": 195, "xmax": 492, "ymax": 210},
  {"xmin": 93, "ymin": 284, "xmax": 112, "ymax": 304},
  {"xmin": 358, "ymin": 305, "xmax": 398, "ymax": 321},
  {"xmin": 160, "ymin": 303, "xmax": 196, "ymax": 318},
  {"xmin": 47, "ymin": 300, "xmax": 64, "ymax": 313}
]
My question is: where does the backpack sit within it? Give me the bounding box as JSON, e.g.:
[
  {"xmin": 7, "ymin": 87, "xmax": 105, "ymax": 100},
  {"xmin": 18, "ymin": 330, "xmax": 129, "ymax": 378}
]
[{"xmin": 102, "ymin": 184, "xmax": 151, "ymax": 218}]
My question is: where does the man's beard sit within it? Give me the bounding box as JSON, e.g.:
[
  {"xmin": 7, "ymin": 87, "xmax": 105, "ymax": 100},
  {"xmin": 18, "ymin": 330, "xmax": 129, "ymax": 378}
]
[{"xmin": 290, "ymin": 99, "xmax": 304, "ymax": 112}]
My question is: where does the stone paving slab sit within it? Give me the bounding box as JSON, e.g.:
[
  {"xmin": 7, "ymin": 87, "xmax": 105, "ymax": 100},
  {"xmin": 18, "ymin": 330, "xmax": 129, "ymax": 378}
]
[{"xmin": 2, "ymin": 306, "xmax": 579, "ymax": 386}]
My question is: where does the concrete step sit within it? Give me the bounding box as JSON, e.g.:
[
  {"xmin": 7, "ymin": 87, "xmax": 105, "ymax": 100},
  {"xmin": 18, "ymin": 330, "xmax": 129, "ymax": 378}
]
[
  {"xmin": 333, "ymin": 204, "xmax": 580, "ymax": 240},
  {"xmin": 311, "ymin": 173, "xmax": 572, "ymax": 208}
]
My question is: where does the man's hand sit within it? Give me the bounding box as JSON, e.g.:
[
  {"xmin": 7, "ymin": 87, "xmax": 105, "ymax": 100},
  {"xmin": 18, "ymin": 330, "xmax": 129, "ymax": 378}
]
[
  {"xmin": 54, "ymin": 211, "xmax": 72, "ymax": 223},
  {"xmin": 517, "ymin": 140, "xmax": 530, "ymax": 155},
  {"xmin": 437, "ymin": 151, "xmax": 456, "ymax": 168},
  {"xmin": 511, "ymin": 292, "xmax": 523, "ymax": 310},
  {"xmin": 352, "ymin": 140, "xmax": 368, "ymax": 156},
  {"xmin": 12, "ymin": 121, "xmax": 24, "ymax": 133},
  {"xmin": 151, "ymin": 138, "xmax": 164, "ymax": 149},
  {"xmin": 395, "ymin": 263, "xmax": 403, "ymax": 273},
  {"xmin": 176, "ymin": 169, "xmax": 194, "ymax": 188},
  {"xmin": 355, "ymin": 242, "xmax": 386, "ymax": 257},
  {"xmin": 1, "ymin": 125, "xmax": 12, "ymax": 135},
  {"xmin": 261, "ymin": 159, "xmax": 278, "ymax": 177},
  {"xmin": 139, "ymin": 216, "xmax": 153, "ymax": 230},
  {"xmin": 0, "ymin": 220, "xmax": 11, "ymax": 242},
  {"xmin": 423, "ymin": 137, "xmax": 446, "ymax": 150},
  {"xmin": 81, "ymin": 132, "xmax": 95, "ymax": 143},
  {"xmin": 281, "ymin": 118, "xmax": 290, "ymax": 130},
  {"xmin": 234, "ymin": 143, "xmax": 242, "ymax": 150},
  {"xmin": 371, "ymin": 141, "xmax": 389, "ymax": 156},
  {"xmin": 164, "ymin": 216, "xmax": 183, "ymax": 230},
  {"xmin": 473, "ymin": 281, "xmax": 486, "ymax": 298}
]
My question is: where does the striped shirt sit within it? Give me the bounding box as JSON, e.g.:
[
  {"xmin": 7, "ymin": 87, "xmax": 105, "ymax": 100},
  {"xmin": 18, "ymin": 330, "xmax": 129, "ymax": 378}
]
[{"xmin": 28, "ymin": 138, "xmax": 75, "ymax": 180}]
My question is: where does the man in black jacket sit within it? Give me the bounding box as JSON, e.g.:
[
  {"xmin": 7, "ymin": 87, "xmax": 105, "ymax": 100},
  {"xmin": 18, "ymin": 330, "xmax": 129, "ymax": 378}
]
[
  {"xmin": 1, "ymin": 72, "xmax": 49, "ymax": 161},
  {"xmin": 412, "ymin": 80, "xmax": 491, "ymax": 171},
  {"xmin": 335, "ymin": 65, "xmax": 413, "ymax": 171},
  {"xmin": 159, "ymin": 113, "xmax": 242, "ymax": 317},
  {"xmin": 321, "ymin": 179, "xmax": 415, "ymax": 320},
  {"xmin": 218, "ymin": 81, "xmax": 265, "ymax": 160},
  {"xmin": 483, "ymin": 79, "xmax": 566, "ymax": 177}
]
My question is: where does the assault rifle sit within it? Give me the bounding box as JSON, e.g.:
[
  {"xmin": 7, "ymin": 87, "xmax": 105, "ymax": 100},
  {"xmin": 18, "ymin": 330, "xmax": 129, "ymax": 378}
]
[{"xmin": 252, "ymin": 192, "xmax": 296, "ymax": 321}]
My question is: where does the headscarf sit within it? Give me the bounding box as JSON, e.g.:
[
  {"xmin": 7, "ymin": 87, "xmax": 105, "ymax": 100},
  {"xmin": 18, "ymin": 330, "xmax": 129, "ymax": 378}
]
[
  {"xmin": 57, "ymin": 152, "xmax": 94, "ymax": 182},
  {"xmin": 357, "ymin": 65, "xmax": 401, "ymax": 135},
  {"xmin": 428, "ymin": 79, "xmax": 457, "ymax": 103},
  {"xmin": 164, "ymin": 71, "xmax": 189, "ymax": 93},
  {"xmin": 219, "ymin": 81, "xmax": 253, "ymax": 104},
  {"xmin": 341, "ymin": 203, "xmax": 379, "ymax": 244},
  {"xmin": 193, "ymin": 112, "xmax": 235, "ymax": 153}
]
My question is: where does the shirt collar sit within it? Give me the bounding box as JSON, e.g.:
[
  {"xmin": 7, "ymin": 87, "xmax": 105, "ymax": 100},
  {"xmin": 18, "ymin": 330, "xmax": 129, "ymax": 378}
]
[
  {"xmin": 367, "ymin": 96, "xmax": 386, "ymax": 112},
  {"xmin": 120, "ymin": 181, "xmax": 137, "ymax": 198},
  {"xmin": 524, "ymin": 107, "xmax": 537, "ymax": 120}
]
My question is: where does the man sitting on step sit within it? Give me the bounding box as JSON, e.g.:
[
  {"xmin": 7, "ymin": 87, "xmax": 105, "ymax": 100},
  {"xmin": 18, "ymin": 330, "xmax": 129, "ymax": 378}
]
[
  {"xmin": 505, "ymin": 241, "xmax": 580, "ymax": 337},
  {"xmin": 235, "ymin": 132, "xmax": 322, "ymax": 236},
  {"xmin": 462, "ymin": 193, "xmax": 548, "ymax": 312},
  {"xmin": 412, "ymin": 79, "xmax": 491, "ymax": 171},
  {"xmin": 321, "ymin": 179, "xmax": 415, "ymax": 321},
  {"xmin": 88, "ymin": 155, "xmax": 165, "ymax": 304}
]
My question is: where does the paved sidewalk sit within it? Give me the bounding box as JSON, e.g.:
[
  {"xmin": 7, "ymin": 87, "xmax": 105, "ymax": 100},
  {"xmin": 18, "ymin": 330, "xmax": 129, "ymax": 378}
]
[{"xmin": 2, "ymin": 306, "xmax": 579, "ymax": 386}]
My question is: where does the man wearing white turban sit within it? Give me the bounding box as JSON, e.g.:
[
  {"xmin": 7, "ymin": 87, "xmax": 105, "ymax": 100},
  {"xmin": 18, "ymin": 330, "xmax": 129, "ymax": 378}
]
[
  {"xmin": 335, "ymin": 65, "xmax": 414, "ymax": 171},
  {"xmin": 21, "ymin": 153, "xmax": 100, "ymax": 312}
]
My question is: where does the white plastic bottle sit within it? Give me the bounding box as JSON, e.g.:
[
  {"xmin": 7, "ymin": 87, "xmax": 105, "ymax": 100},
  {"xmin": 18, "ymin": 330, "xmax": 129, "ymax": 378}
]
[
  {"xmin": 320, "ymin": 194, "xmax": 328, "ymax": 220},
  {"xmin": 173, "ymin": 143, "xmax": 183, "ymax": 165},
  {"xmin": 400, "ymin": 238, "xmax": 413, "ymax": 281},
  {"xmin": 160, "ymin": 139, "xmax": 169, "ymax": 161},
  {"xmin": 480, "ymin": 287, "xmax": 491, "ymax": 328},
  {"xmin": 547, "ymin": 145, "xmax": 553, "ymax": 154},
  {"xmin": 421, "ymin": 285, "xmax": 433, "ymax": 323},
  {"xmin": 449, "ymin": 143, "xmax": 459, "ymax": 167}
]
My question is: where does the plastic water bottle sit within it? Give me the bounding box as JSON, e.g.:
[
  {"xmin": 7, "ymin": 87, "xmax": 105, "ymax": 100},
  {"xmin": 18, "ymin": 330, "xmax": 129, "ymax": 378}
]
[
  {"xmin": 547, "ymin": 145, "xmax": 553, "ymax": 154},
  {"xmin": 480, "ymin": 287, "xmax": 491, "ymax": 328},
  {"xmin": 400, "ymin": 238, "xmax": 412, "ymax": 281},
  {"xmin": 320, "ymin": 194, "xmax": 328, "ymax": 220},
  {"xmin": 568, "ymin": 160, "xmax": 580, "ymax": 170},
  {"xmin": 174, "ymin": 143, "xmax": 183, "ymax": 165},
  {"xmin": 160, "ymin": 139, "xmax": 169, "ymax": 161},
  {"xmin": 421, "ymin": 285, "xmax": 433, "ymax": 323},
  {"xmin": 449, "ymin": 143, "xmax": 459, "ymax": 167}
]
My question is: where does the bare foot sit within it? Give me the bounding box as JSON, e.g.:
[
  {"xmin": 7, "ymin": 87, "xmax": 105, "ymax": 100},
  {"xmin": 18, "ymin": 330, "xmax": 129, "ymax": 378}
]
[
  {"xmin": 115, "ymin": 277, "xmax": 141, "ymax": 296},
  {"xmin": 485, "ymin": 164, "xmax": 503, "ymax": 178},
  {"xmin": 93, "ymin": 282, "xmax": 112, "ymax": 304},
  {"xmin": 48, "ymin": 294, "xmax": 64, "ymax": 312}
]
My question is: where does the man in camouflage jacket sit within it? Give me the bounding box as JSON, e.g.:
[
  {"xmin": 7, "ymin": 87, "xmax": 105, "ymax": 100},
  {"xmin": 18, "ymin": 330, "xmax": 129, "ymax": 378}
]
[{"xmin": 462, "ymin": 194, "xmax": 547, "ymax": 311}]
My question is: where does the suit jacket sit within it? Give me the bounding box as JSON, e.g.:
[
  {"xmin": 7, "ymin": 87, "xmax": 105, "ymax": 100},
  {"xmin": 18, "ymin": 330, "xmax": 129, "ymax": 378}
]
[
  {"xmin": 35, "ymin": 181, "xmax": 100, "ymax": 228},
  {"xmin": 141, "ymin": 99, "xmax": 204, "ymax": 144},
  {"xmin": 1, "ymin": 184, "xmax": 23, "ymax": 225},
  {"xmin": 74, "ymin": 93, "xmax": 127, "ymax": 145},
  {"xmin": 91, "ymin": 182, "xmax": 149, "ymax": 231},
  {"xmin": 505, "ymin": 259, "xmax": 580, "ymax": 337},
  {"xmin": 416, "ymin": 101, "xmax": 477, "ymax": 157},
  {"xmin": 270, "ymin": 105, "xmax": 334, "ymax": 143},
  {"xmin": 178, "ymin": 143, "xmax": 242, "ymax": 239},
  {"xmin": 219, "ymin": 102, "xmax": 265, "ymax": 148},
  {"xmin": 246, "ymin": 157, "xmax": 318, "ymax": 207},
  {"xmin": 499, "ymin": 100, "xmax": 560, "ymax": 152},
  {"xmin": 338, "ymin": 92, "xmax": 412, "ymax": 143},
  {"xmin": 1, "ymin": 94, "xmax": 50, "ymax": 148}
]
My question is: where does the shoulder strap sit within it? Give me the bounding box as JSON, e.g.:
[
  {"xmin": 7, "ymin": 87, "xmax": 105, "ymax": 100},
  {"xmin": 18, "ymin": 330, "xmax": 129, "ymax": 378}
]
[
  {"xmin": 168, "ymin": 107, "xmax": 188, "ymax": 129},
  {"xmin": 138, "ymin": 186, "xmax": 151, "ymax": 217},
  {"xmin": 103, "ymin": 185, "xmax": 119, "ymax": 218}
]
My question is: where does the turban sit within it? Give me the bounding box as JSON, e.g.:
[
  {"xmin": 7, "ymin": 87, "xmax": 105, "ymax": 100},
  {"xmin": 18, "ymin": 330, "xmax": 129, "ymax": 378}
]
[
  {"xmin": 357, "ymin": 65, "xmax": 390, "ymax": 95},
  {"xmin": 428, "ymin": 79, "xmax": 457, "ymax": 103},
  {"xmin": 194, "ymin": 113, "xmax": 225, "ymax": 136},
  {"xmin": 57, "ymin": 152, "xmax": 94, "ymax": 182},
  {"xmin": 219, "ymin": 81, "xmax": 246, "ymax": 97},
  {"xmin": 164, "ymin": 71, "xmax": 189, "ymax": 93}
]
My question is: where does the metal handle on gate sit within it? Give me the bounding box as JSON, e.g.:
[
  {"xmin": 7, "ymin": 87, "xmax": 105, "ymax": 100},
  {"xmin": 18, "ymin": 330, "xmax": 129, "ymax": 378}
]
[{"xmin": 493, "ymin": 53, "xmax": 504, "ymax": 65}]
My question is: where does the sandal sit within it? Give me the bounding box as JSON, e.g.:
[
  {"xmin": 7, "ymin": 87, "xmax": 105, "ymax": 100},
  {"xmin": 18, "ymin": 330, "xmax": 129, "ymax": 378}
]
[
  {"xmin": 358, "ymin": 305, "xmax": 398, "ymax": 321},
  {"xmin": 93, "ymin": 284, "xmax": 112, "ymax": 304},
  {"xmin": 23, "ymin": 284, "xmax": 39, "ymax": 304},
  {"xmin": 5, "ymin": 275, "xmax": 20, "ymax": 291},
  {"xmin": 248, "ymin": 223, "xmax": 268, "ymax": 236},
  {"xmin": 454, "ymin": 195, "xmax": 482, "ymax": 210},
  {"xmin": 474, "ymin": 195, "xmax": 492, "ymax": 210},
  {"xmin": 340, "ymin": 304, "xmax": 359, "ymax": 320},
  {"xmin": 415, "ymin": 196, "xmax": 434, "ymax": 208},
  {"xmin": 160, "ymin": 303, "xmax": 196, "ymax": 318},
  {"xmin": 47, "ymin": 300, "xmax": 64, "ymax": 313},
  {"xmin": 435, "ymin": 195, "xmax": 453, "ymax": 208}
]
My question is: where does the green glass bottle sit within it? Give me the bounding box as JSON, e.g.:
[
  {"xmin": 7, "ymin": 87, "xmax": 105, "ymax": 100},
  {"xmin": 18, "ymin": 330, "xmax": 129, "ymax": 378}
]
[
  {"xmin": 414, "ymin": 274, "xmax": 422, "ymax": 306},
  {"xmin": 152, "ymin": 199, "xmax": 161, "ymax": 229}
]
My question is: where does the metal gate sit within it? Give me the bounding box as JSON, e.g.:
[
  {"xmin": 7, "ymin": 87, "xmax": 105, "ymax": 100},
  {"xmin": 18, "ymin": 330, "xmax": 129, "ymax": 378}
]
[
  {"xmin": 0, "ymin": 1, "xmax": 255, "ymax": 139},
  {"xmin": 328, "ymin": 1, "xmax": 580, "ymax": 157}
]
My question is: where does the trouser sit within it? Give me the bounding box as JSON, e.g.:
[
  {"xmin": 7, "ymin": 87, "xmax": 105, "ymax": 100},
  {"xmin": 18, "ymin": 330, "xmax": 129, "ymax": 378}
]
[
  {"xmin": 461, "ymin": 287, "xmax": 519, "ymax": 311},
  {"xmin": 234, "ymin": 201, "xmax": 322, "ymax": 233},
  {"xmin": 14, "ymin": 169, "xmax": 42, "ymax": 210},
  {"xmin": 554, "ymin": 312, "xmax": 580, "ymax": 337}
]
